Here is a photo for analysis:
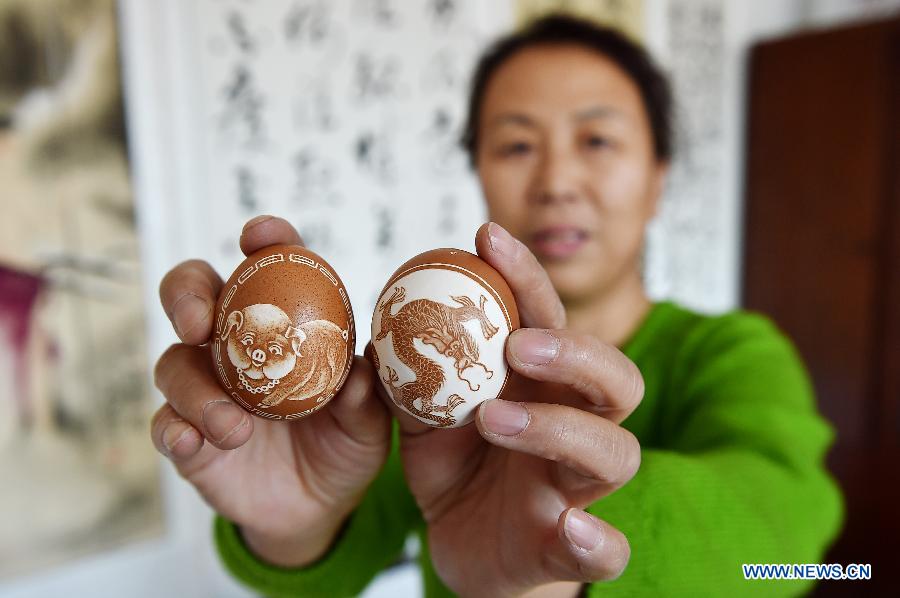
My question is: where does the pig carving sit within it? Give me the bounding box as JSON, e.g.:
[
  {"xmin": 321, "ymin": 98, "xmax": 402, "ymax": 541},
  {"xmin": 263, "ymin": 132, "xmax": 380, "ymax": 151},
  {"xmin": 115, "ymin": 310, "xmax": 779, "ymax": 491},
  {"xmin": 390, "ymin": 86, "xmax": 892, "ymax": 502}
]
[{"xmin": 220, "ymin": 303, "xmax": 347, "ymax": 408}]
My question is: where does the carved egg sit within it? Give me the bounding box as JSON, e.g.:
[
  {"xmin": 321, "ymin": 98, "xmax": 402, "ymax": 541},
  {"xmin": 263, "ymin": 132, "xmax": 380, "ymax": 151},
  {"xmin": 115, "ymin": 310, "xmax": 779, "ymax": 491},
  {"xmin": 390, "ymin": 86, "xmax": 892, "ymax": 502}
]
[
  {"xmin": 371, "ymin": 248, "xmax": 520, "ymax": 428},
  {"xmin": 210, "ymin": 244, "xmax": 355, "ymax": 420}
]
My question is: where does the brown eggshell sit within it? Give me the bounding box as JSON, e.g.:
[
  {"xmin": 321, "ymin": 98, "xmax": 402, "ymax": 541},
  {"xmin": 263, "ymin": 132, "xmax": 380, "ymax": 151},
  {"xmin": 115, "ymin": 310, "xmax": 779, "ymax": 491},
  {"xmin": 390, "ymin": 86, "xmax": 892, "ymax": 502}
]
[
  {"xmin": 210, "ymin": 244, "xmax": 355, "ymax": 420},
  {"xmin": 371, "ymin": 248, "xmax": 520, "ymax": 428}
]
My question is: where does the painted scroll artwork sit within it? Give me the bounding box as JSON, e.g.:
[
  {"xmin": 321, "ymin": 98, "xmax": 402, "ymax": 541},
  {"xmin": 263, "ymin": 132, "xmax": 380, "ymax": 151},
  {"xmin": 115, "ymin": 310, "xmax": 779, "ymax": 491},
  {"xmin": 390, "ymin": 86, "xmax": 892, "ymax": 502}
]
[{"xmin": 0, "ymin": 0, "xmax": 162, "ymax": 579}]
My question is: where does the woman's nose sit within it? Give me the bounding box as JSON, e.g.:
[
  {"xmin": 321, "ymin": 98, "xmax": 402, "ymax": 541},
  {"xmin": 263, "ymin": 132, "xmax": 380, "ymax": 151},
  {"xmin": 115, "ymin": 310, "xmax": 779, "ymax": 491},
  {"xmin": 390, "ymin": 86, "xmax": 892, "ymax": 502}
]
[
  {"xmin": 249, "ymin": 348, "xmax": 266, "ymax": 363},
  {"xmin": 532, "ymin": 149, "xmax": 580, "ymax": 205}
]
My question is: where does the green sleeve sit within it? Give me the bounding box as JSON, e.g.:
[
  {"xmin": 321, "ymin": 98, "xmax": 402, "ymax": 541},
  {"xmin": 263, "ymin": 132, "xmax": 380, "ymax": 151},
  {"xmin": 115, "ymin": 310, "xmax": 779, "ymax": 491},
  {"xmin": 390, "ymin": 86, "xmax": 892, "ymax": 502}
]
[
  {"xmin": 213, "ymin": 420, "xmax": 421, "ymax": 598},
  {"xmin": 587, "ymin": 311, "xmax": 844, "ymax": 597}
]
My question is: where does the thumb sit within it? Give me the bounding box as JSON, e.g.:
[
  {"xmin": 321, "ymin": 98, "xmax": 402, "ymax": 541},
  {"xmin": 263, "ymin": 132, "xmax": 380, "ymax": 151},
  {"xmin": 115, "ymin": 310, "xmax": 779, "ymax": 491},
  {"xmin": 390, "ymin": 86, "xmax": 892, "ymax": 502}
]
[
  {"xmin": 325, "ymin": 355, "xmax": 391, "ymax": 449},
  {"xmin": 542, "ymin": 508, "xmax": 631, "ymax": 585},
  {"xmin": 475, "ymin": 222, "xmax": 566, "ymax": 330}
]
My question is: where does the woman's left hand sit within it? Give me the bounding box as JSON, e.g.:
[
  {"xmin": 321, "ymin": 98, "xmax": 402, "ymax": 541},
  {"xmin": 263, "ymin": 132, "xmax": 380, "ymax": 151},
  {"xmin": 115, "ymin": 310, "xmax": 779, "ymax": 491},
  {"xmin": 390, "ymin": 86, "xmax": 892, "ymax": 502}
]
[{"xmin": 369, "ymin": 223, "xmax": 645, "ymax": 598}]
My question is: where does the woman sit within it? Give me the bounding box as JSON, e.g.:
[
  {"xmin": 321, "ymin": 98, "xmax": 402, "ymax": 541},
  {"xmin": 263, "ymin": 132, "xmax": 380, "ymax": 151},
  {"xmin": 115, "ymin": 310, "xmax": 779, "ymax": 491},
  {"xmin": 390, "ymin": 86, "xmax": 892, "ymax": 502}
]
[{"xmin": 151, "ymin": 16, "xmax": 842, "ymax": 597}]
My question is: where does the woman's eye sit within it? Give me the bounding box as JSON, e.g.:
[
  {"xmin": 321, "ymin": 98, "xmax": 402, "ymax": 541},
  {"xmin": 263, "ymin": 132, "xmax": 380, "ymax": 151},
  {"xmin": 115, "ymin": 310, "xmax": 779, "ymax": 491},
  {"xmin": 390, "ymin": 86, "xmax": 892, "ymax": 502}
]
[
  {"xmin": 269, "ymin": 345, "xmax": 283, "ymax": 356},
  {"xmin": 241, "ymin": 337, "xmax": 253, "ymax": 346},
  {"xmin": 500, "ymin": 141, "xmax": 532, "ymax": 156},
  {"xmin": 585, "ymin": 135, "xmax": 610, "ymax": 149}
]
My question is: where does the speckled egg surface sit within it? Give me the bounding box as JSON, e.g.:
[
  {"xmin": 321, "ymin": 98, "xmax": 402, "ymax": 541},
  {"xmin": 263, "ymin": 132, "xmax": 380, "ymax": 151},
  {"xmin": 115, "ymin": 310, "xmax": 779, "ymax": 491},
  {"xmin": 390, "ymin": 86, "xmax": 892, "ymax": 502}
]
[
  {"xmin": 371, "ymin": 248, "xmax": 520, "ymax": 428},
  {"xmin": 210, "ymin": 244, "xmax": 355, "ymax": 420}
]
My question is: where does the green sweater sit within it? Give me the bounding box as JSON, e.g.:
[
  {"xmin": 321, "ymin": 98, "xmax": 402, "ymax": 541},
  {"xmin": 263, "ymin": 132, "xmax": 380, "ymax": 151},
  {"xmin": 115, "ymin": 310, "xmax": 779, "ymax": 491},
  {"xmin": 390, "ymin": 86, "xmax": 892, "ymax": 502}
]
[{"xmin": 213, "ymin": 300, "xmax": 844, "ymax": 597}]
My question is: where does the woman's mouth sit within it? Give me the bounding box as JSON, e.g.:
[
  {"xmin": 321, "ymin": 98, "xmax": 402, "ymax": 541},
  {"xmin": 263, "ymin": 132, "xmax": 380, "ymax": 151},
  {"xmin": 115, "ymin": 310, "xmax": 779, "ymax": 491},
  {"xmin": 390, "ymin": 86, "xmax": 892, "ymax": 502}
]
[{"xmin": 530, "ymin": 226, "xmax": 589, "ymax": 259}]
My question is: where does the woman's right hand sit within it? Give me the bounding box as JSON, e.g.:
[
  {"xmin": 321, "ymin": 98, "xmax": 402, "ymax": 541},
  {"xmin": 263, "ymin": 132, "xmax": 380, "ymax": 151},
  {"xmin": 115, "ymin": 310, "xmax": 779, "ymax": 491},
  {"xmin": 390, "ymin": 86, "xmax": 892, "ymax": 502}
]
[{"xmin": 149, "ymin": 216, "xmax": 391, "ymax": 567}]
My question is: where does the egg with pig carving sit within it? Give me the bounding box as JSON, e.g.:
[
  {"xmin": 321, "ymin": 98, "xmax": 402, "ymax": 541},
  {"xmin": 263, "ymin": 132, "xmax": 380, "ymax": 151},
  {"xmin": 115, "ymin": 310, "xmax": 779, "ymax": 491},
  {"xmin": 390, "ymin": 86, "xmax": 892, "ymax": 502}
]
[
  {"xmin": 210, "ymin": 244, "xmax": 355, "ymax": 420},
  {"xmin": 370, "ymin": 248, "xmax": 520, "ymax": 428}
]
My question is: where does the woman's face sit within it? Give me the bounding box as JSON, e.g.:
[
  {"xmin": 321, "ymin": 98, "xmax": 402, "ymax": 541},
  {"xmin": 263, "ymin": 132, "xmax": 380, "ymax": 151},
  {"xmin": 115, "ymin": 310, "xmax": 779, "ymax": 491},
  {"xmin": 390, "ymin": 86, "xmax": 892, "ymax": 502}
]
[{"xmin": 476, "ymin": 44, "xmax": 667, "ymax": 305}]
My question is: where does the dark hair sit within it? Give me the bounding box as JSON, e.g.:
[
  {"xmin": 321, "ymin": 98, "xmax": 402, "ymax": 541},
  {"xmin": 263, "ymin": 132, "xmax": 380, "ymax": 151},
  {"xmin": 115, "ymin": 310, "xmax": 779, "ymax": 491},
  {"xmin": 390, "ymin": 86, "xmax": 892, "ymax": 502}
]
[{"xmin": 460, "ymin": 14, "xmax": 673, "ymax": 165}]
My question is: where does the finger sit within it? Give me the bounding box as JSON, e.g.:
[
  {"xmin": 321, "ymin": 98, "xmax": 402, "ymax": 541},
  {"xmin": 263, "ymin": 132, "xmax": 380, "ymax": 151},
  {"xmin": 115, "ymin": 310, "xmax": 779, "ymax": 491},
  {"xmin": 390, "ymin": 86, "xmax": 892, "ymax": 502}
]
[
  {"xmin": 541, "ymin": 508, "xmax": 630, "ymax": 583},
  {"xmin": 363, "ymin": 353, "xmax": 485, "ymax": 523},
  {"xmin": 475, "ymin": 222, "xmax": 566, "ymax": 330},
  {"xmin": 506, "ymin": 328, "xmax": 645, "ymax": 424},
  {"xmin": 154, "ymin": 343, "xmax": 254, "ymax": 450},
  {"xmin": 475, "ymin": 399, "xmax": 640, "ymax": 502},
  {"xmin": 239, "ymin": 215, "xmax": 304, "ymax": 255},
  {"xmin": 364, "ymin": 342, "xmax": 433, "ymax": 437},
  {"xmin": 324, "ymin": 356, "xmax": 391, "ymax": 449},
  {"xmin": 159, "ymin": 260, "xmax": 223, "ymax": 345},
  {"xmin": 150, "ymin": 402, "xmax": 205, "ymax": 461}
]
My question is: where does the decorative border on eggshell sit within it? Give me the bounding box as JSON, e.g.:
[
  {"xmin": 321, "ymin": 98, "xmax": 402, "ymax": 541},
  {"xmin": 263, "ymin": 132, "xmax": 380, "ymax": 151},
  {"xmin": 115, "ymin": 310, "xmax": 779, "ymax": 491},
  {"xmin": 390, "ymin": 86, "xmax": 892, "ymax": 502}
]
[
  {"xmin": 383, "ymin": 262, "xmax": 515, "ymax": 330},
  {"xmin": 213, "ymin": 250, "xmax": 355, "ymax": 421}
]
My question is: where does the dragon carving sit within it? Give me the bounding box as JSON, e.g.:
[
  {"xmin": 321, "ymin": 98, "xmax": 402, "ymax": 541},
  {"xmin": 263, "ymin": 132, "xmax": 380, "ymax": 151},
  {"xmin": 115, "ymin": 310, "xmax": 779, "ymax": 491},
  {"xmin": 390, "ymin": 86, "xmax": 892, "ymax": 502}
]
[{"xmin": 374, "ymin": 285, "xmax": 500, "ymax": 426}]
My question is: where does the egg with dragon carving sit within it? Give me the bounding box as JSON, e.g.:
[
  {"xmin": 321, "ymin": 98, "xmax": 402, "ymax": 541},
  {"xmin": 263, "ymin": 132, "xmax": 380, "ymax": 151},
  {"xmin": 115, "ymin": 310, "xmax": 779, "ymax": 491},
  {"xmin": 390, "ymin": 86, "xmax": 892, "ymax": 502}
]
[
  {"xmin": 210, "ymin": 244, "xmax": 355, "ymax": 421},
  {"xmin": 370, "ymin": 248, "xmax": 520, "ymax": 428}
]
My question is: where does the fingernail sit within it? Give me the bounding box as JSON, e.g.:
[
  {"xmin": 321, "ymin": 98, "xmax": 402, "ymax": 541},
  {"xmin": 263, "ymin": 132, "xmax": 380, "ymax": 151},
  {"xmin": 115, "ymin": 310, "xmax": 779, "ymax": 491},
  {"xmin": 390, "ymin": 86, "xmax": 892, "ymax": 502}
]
[
  {"xmin": 481, "ymin": 399, "xmax": 529, "ymax": 436},
  {"xmin": 202, "ymin": 400, "xmax": 247, "ymax": 443},
  {"xmin": 171, "ymin": 292, "xmax": 211, "ymax": 339},
  {"xmin": 510, "ymin": 329, "xmax": 559, "ymax": 366},
  {"xmin": 488, "ymin": 222, "xmax": 517, "ymax": 257},
  {"xmin": 243, "ymin": 214, "xmax": 274, "ymax": 232},
  {"xmin": 564, "ymin": 509, "xmax": 602, "ymax": 551},
  {"xmin": 162, "ymin": 422, "xmax": 193, "ymax": 456}
]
